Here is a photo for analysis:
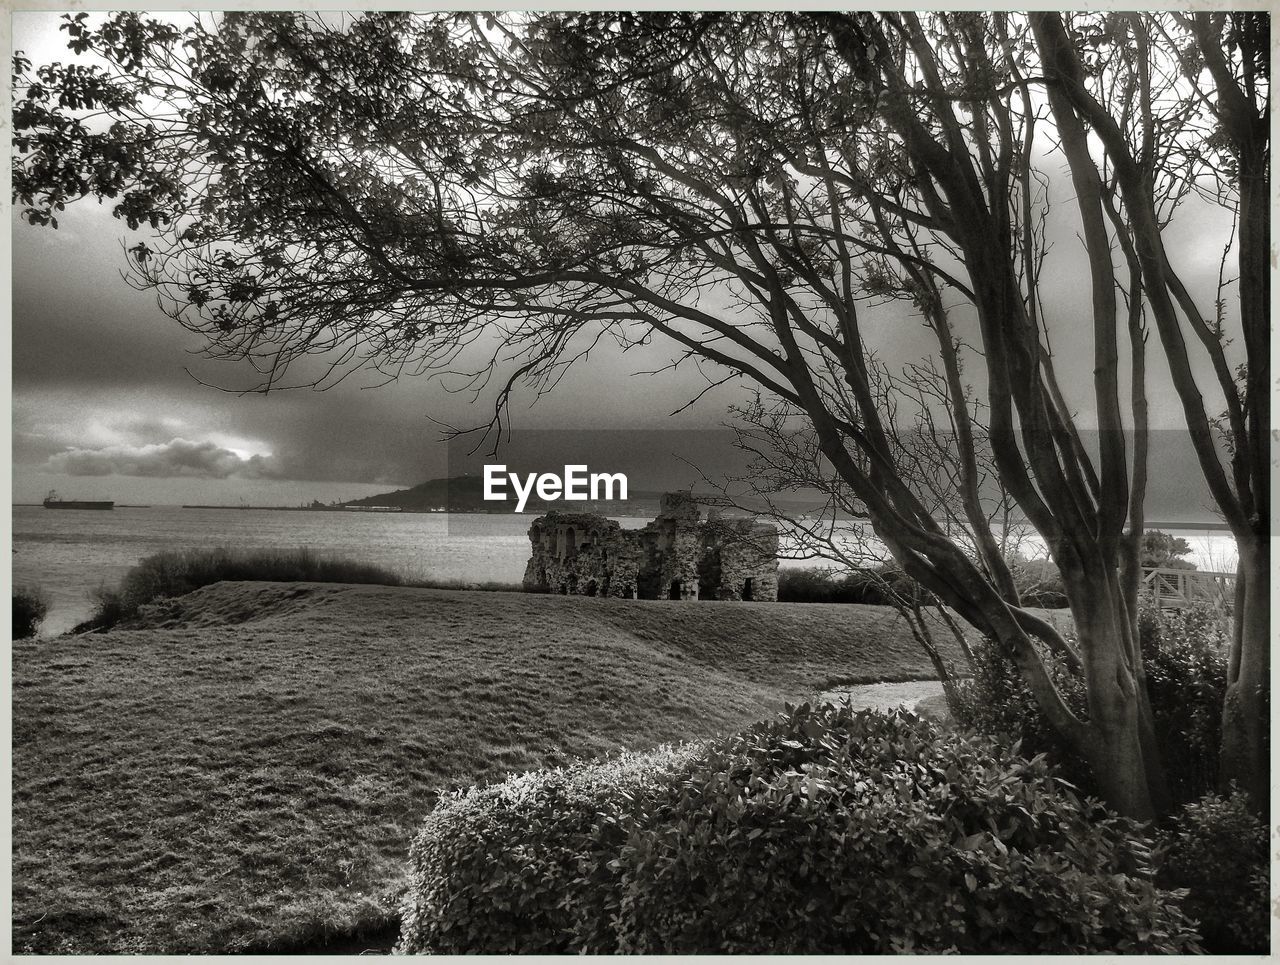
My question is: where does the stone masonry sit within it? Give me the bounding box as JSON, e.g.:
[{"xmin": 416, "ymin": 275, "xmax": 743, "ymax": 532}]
[{"xmin": 522, "ymin": 492, "xmax": 778, "ymax": 601}]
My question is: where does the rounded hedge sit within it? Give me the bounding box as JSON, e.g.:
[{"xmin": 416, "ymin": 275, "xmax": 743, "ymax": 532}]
[
  {"xmin": 396, "ymin": 744, "xmax": 701, "ymax": 954},
  {"xmin": 610, "ymin": 704, "xmax": 1198, "ymax": 954},
  {"xmin": 397, "ymin": 705, "xmax": 1201, "ymax": 954}
]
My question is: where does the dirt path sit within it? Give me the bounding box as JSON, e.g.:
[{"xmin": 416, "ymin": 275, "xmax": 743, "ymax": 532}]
[{"xmin": 815, "ymin": 679, "xmax": 945, "ymax": 714}]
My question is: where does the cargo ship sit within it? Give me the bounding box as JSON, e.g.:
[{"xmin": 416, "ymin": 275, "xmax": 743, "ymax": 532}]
[{"xmin": 43, "ymin": 490, "xmax": 114, "ymax": 511}]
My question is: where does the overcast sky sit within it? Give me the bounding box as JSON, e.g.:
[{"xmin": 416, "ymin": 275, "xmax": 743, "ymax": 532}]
[
  {"xmin": 10, "ymin": 12, "xmax": 1238, "ymax": 515},
  {"xmin": 11, "ymin": 8, "xmax": 747, "ymax": 504},
  {"xmin": 13, "ymin": 195, "xmax": 741, "ymax": 505}
]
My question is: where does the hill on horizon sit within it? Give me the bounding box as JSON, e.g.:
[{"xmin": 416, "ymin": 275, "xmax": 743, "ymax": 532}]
[
  {"xmin": 343, "ymin": 474, "xmax": 663, "ymax": 515},
  {"xmin": 342, "ymin": 474, "xmax": 831, "ymax": 518}
]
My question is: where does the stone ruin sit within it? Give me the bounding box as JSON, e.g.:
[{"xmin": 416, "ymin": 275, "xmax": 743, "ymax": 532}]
[{"xmin": 522, "ymin": 492, "xmax": 779, "ymax": 601}]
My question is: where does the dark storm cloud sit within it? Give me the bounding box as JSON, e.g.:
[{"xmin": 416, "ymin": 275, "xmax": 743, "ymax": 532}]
[
  {"xmin": 13, "ymin": 429, "xmax": 69, "ymax": 464},
  {"xmin": 13, "ymin": 201, "xmax": 723, "ymax": 495},
  {"xmin": 12, "ymin": 208, "xmax": 205, "ymax": 392},
  {"xmin": 45, "ymin": 438, "xmax": 287, "ymax": 480},
  {"xmin": 11, "ymin": 9, "xmax": 1234, "ymax": 511}
]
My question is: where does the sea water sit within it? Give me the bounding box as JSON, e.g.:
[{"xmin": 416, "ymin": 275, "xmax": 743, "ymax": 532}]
[{"xmin": 11, "ymin": 505, "xmax": 1239, "ymax": 637}]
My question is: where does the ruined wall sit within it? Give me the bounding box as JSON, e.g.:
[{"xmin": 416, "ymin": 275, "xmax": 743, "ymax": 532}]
[
  {"xmin": 701, "ymin": 519, "xmax": 779, "ymax": 601},
  {"xmin": 522, "ymin": 493, "xmax": 778, "ymax": 602},
  {"xmin": 522, "ymin": 513, "xmax": 641, "ymax": 597},
  {"xmin": 640, "ymin": 492, "xmax": 704, "ymax": 600}
]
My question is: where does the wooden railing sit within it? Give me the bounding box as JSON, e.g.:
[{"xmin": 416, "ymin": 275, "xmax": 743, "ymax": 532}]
[{"xmin": 1141, "ymin": 567, "xmax": 1236, "ymax": 610}]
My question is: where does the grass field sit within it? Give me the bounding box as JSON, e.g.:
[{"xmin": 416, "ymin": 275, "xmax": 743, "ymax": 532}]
[{"xmin": 12, "ymin": 582, "xmax": 963, "ymax": 954}]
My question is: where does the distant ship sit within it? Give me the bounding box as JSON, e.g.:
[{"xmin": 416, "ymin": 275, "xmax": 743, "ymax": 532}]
[{"xmin": 43, "ymin": 490, "xmax": 114, "ymax": 511}]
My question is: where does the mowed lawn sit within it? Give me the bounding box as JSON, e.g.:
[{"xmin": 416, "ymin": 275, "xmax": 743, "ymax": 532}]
[{"xmin": 12, "ymin": 582, "xmax": 964, "ymax": 954}]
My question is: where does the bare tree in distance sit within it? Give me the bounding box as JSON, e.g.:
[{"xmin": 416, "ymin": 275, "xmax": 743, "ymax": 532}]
[
  {"xmin": 13, "ymin": 11, "xmax": 1265, "ymax": 817},
  {"xmin": 706, "ymin": 375, "xmax": 1057, "ymax": 715}
]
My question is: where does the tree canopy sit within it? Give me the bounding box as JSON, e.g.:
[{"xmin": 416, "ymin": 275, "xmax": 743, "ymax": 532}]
[{"xmin": 14, "ymin": 10, "xmax": 1268, "ymax": 817}]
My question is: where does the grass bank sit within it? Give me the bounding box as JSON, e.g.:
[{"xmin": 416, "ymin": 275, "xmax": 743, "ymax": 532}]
[
  {"xmin": 13, "ymin": 581, "xmax": 964, "ymax": 953},
  {"xmin": 77, "ymin": 546, "xmax": 410, "ymax": 631}
]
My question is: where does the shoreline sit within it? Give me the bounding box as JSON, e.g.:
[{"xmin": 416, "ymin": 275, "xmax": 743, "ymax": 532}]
[{"xmin": 12, "ymin": 503, "xmax": 1236, "ymax": 530}]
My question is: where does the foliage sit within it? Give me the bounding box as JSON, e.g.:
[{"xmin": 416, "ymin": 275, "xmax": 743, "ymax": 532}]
[
  {"xmin": 614, "ymin": 705, "xmax": 1200, "ymax": 954},
  {"xmin": 1138, "ymin": 604, "xmax": 1229, "ymax": 802},
  {"xmin": 777, "ymin": 566, "xmax": 852, "ymax": 603},
  {"xmin": 413, "ymin": 577, "xmax": 523, "ymax": 593},
  {"xmin": 777, "ymin": 566, "xmax": 907, "ymax": 606},
  {"xmin": 13, "ymin": 6, "xmax": 1266, "ymax": 813},
  {"xmin": 1158, "ymin": 789, "xmax": 1268, "ymax": 954},
  {"xmin": 397, "ymin": 745, "xmax": 701, "ymax": 954},
  {"xmin": 925, "ymin": 644, "xmax": 1094, "ymax": 797},
  {"xmin": 956, "ymin": 604, "xmax": 1231, "ymax": 807},
  {"xmin": 13, "ymin": 586, "xmax": 51, "ymax": 639},
  {"xmin": 80, "ymin": 546, "xmax": 406, "ymax": 631},
  {"xmin": 1140, "ymin": 531, "xmax": 1197, "ymax": 570},
  {"xmin": 399, "ymin": 704, "xmax": 1200, "ymax": 954},
  {"xmin": 1005, "ymin": 555, "xmax": 1068, "ymax": 608},
  {"xmin": 779, "ymin": 562, "xmax": 1066, "ymax": 610}
]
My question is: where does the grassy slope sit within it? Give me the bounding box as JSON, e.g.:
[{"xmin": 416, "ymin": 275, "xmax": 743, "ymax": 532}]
[{"xmin": 13, "ymin": 583, "xmax": 962, "ymax": 954}]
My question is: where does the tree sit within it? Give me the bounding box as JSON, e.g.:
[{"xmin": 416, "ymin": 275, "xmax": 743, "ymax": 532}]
[
  {"xmin": 710, "ymin": 390, "xmax": 981, "ymax": 713},
  {"xmin": 1029, "ymin": 12, "xmax": 1268, "ymax": 808},
  {"xmin": 708, "ymin": 359, "xmax": 1060, "ymax": 712},
  {"xmin": 1140, "ymin": 531, "xmax": 1197, "ymax": 571},
  {"xmin": 13, "ymin": 12, "xmax": 1264, "ymax": 817}
]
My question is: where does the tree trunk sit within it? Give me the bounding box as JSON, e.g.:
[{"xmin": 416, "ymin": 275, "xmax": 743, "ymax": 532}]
[
  {"xmin": 1066, "ymin": 570, "xmax": 1159, "ymax": 820},
  {"xmin": 1220, "ymin": 535, "xmax": 1269, "ymax": 811},
  {"xmin": 1086, "ymin": 699, "xmax": 1156, "ymax": 822}
]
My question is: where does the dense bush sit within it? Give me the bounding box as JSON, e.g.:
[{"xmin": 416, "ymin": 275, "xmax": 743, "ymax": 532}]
[
  {"xmin": 611, "ymin": 706, "xmax": 1196, "ymax": 954},
  {"xmin": 944, "ymin": 606, "xmax": 1253, "ymax": 949},
  {"xmin": 13, "ymin": 586, "xmax": 50, "ymax": 639},
  {"xmin": 778, "ymin": 560, "xmax": 1068, "ymax": 609},
  {"xmin": 1140, "ymin": 530, "xmax": 1197, "ymax": 570},
  {"xmin": 398, "ymin": 705, "xmax": 1200, "ymax": 954},
  {"xmin": 397, "ymin": 745, "xmax": 700, "ymax": 954},
  {"xmin": 1138, "ymin": 605, "xmax": 1228, "ymax": 802},
  {"xmin": 948, "ymin": 635, "xmax": 1091, "ymax": 787},
  {"xmin": 80, "ymin": 547, "xmax": 406, "ymax": 632},
  {"xmin": 776, "ymin": 566, "xmax": 921, "ymax": 606},
  {"xmin": 1158, "ymin": 789, "xmax": 1268, "ymax": 954},
  {"xmin": 1006, "ymin": 555, "xmax": 1068, "ymax": 608},
  {"xmin": 953, "ymin": 603, "xmax": 1229, "ymax": 807}
]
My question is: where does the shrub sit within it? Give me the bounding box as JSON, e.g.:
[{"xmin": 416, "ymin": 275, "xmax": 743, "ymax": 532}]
[
  {"xmin": 1139, "ymin": 604, "xmax": 1228, "ymax": 802},
  {"xmin": 610, "ymin": 705, "xmax": 1197, "ymax": 954},
  {"xmin": 948, "ymin": 635, "xmax": 1091, "ymax": 788},
  {"xmin": 1007, "ymin": 555, "xmax": 1068, "ymax": 608},
  {"xmin": 777, "ymin": 565, "xmax": 920, "ymax": 606},
  {"xmin": 398, "ymin": 706, "xmax": 1200, "ymax": 954},
  {"xmin": 396, "ymin": 744, "xmax": 701, "ymax": 954},
  {"xmin": 79, "ymin": 547, "xmax": 406, "ymax": 631},
  {"xmin": 778, "ymin": 562, "xmax": 1069, "ymax": 609},
  {"xmin": 951, "ymin": 603, "xmax": 1229, "ymax": 805},
  {"xmin": 13, "ymin": 586, "xmax": 50, "ymax": 639},
  {"xmin": 413, "ymin": 577, "xmax": 524, "ymax": 593},
  {"xmin": 1159, "ymin": 789, "xmax": 1268, "ymax": 953},
  {"xmin": 1140, "ymin": 531, "xmax": 1197, "ymax": 570},
  {"xmin": 777, "ymin": 566, "xmax": 844, "ymax": 603}
]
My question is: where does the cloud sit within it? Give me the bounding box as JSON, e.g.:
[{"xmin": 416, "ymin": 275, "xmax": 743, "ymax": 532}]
[{"xmin": 44, "ymin": 438, "xmax": 287, "ymax": 480}]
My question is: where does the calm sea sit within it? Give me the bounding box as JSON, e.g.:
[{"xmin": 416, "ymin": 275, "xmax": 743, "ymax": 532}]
[
  {"xmin": 11, "ymin": 507, "xmax": 577, "ymax": 636},
  {"xmin": 11, "ymin": 505, "xmax": 1238, "ymax": 637}
]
